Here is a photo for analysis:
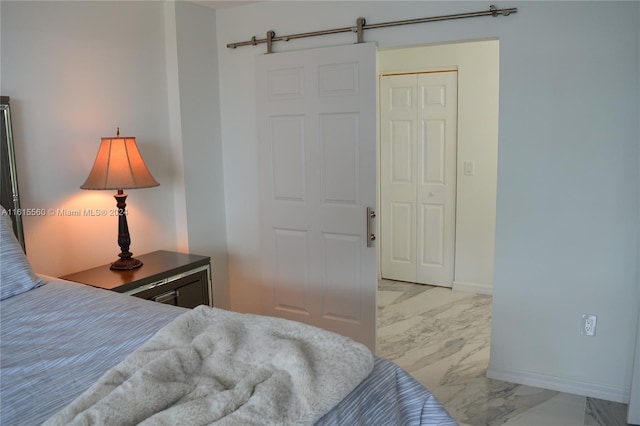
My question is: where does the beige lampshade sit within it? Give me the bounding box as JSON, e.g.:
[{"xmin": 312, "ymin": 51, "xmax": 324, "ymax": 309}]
[{"xmin": 81, "ymin": 135, "xmax": 159, "ymax": 190}]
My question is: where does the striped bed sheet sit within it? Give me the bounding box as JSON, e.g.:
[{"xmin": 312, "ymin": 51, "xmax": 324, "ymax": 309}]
[{"xmin": 0, "ymin": 277, "xmax": 456, "ymax": 425}]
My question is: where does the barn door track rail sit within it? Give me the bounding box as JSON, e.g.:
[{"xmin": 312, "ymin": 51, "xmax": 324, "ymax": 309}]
[{"xmin": 227, "ymin": 4, "xmax": 517, "ymax": 54}]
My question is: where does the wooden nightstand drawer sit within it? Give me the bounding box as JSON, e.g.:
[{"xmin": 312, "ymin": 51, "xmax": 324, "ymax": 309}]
[
  {"xmin": 61, "ymin": 250, "xmax": 212, "ymax": 308},
  {"xmin": 133, "ymin": 268, "xmax": 209, "ymax": 308},
  {"xmin": 150, "ymin": 279, "xmax": 205, "ymax": 308}
]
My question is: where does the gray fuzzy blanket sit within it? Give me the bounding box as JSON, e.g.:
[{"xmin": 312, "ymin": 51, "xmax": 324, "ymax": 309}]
[{"xmin": 44, "ymin": 306, "xmax": 373, "ymax": 426}]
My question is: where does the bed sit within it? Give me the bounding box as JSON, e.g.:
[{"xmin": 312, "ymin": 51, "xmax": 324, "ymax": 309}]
[
  {"xmin": 0, "ymin": 99, "xmax": 456, "ymax": 425},
  {"xmin": 0, "ymin": 223, "xmax": 456, "ymax": 425}
]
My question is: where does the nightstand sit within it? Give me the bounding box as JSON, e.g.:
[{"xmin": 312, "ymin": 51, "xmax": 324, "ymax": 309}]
[{"xmin": 60, "ymin": 250, "xmax": 211, "ymax": 308}]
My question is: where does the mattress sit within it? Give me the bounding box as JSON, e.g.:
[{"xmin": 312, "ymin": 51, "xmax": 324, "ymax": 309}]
[{"xmin": 0, "ymin": 277, "xmax": 456, "ymax": 425}]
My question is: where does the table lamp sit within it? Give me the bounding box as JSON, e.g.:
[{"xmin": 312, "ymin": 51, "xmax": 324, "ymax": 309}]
[{"xmin": 81, "ymin": 128, "xmax": 159, "ymax": 270}]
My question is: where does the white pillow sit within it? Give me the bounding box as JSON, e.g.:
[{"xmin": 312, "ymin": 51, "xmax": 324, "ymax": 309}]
[{"xmin": 0, "ymin": 206, "xmax": 44, "ymax": 300}]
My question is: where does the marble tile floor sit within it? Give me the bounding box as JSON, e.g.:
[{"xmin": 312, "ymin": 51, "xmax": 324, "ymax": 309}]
[{"xmin": 376, "ymin": 279, "xmax": 630, "ymax": 426}]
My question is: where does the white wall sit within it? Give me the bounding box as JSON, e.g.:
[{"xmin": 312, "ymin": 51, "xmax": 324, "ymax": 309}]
[
  {"xmin": 172, "ymin": 1, "xmax": 230, "ymax": 308},
  {"xmin": 1, "ymin": 1, "xmax": 178, "ymax": 275},
  {"xmin": 487, "ymin": 2, "xmax": 639, "ymax": 403},
  {"xmin": 0, "ymin": 0, "xmax": 230, "ymax": 309},
  {"xmin": 216, "ymin": 1, "xmax": 639, "ymax": 402},
  {"xmin": 378, "ymin": 40, "xmax": 499, "ymax": 294},
  {"xmin": 629, "ymin": 312, "xmax": 640, "ymax": 423}
]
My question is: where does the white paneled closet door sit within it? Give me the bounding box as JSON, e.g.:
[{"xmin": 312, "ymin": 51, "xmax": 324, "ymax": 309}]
[
  {"xmin": 256, "ymin": 43, "xmax": 377, "ymax": 350},
  {"xmin": 380, "ymin": 71, "xmax": 458, "ymax": 287}
]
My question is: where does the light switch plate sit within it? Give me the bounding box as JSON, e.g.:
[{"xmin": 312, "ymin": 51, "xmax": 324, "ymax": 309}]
[{"xmin": 464, "ymin": 160, "xmax": 475, "ymax": 176}]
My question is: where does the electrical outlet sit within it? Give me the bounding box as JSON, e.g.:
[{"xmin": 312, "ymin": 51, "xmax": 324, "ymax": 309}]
[{"xmin": 581, "ymin": 314, "xmax": 597, "ymax": 336}]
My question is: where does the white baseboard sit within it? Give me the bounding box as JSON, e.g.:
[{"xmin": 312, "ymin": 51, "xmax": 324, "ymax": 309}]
[
  {"xmin": 486, "ymin": 365, "xmax": 630, "ymax": 404},
  {"xmin": 452, "ymin": 280, "xmax": 493, "ymax": 295}
]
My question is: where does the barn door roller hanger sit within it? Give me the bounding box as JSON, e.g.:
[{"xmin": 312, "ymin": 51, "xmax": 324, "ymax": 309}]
[{"xmin": 227, "ymin": 5, "xmax": 517, "ymax": 54}]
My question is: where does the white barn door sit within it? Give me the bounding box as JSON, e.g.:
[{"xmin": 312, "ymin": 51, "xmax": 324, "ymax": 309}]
[
  {"xmin": 380, "ymin": 71, "xmax": 458, "ymax": 287},
  {"xmin": 256, "ymin": 43, "xmax": 377, "ymax": 350}
]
